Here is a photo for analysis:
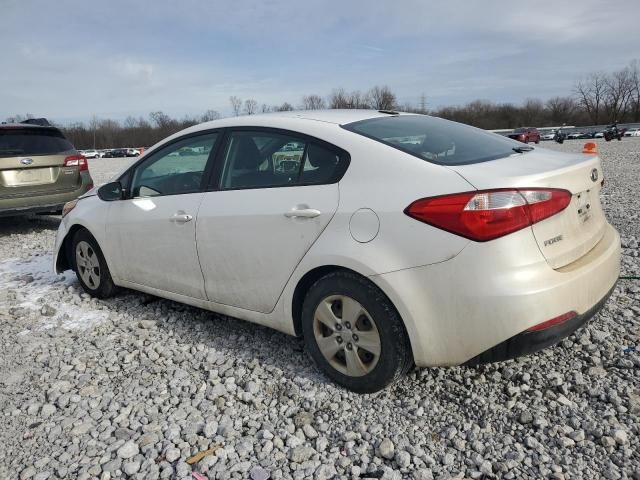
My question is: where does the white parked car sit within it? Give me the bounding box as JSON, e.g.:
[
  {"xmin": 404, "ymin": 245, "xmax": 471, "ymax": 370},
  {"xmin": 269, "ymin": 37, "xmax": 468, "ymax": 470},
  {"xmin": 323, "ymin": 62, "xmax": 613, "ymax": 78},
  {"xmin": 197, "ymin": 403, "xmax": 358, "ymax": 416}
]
[
  {"xmin": 624, "ymin": 128, "xmax": 640, "ymax": 137},
  {"xmin": 54, "ymin": 110, "xmax": 621, "ymax": 392},
  {"xmin": 541, "ymin": 131, "xmax": 556, "ymax": 141},
  {"xmin": 82, "ymin": 149, "xmax": 100, "ymax": 159}
]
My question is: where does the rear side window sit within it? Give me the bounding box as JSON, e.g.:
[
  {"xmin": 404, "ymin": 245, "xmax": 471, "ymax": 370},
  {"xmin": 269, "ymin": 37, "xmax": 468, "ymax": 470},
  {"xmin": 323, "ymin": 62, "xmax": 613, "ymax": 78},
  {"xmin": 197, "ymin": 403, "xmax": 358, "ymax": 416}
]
[
  {"xmin": 343, "ymin": 115, "xmax": 521, "ymax": 166},
  {"xmin": 0, "ymin": 128, "xmax": 74, "ymax": 157},
  {"xmin": 219, "ymin": 131, "xmax": 346, "ymax": 189}
]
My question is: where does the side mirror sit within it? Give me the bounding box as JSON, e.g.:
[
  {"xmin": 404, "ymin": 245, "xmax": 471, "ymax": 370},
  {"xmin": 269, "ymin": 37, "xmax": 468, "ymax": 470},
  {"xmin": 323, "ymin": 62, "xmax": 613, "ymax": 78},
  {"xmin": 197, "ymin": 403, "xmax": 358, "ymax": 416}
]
[{"xmin": 97, "ymin": 181, "xmax": 124, "ymax": 201}]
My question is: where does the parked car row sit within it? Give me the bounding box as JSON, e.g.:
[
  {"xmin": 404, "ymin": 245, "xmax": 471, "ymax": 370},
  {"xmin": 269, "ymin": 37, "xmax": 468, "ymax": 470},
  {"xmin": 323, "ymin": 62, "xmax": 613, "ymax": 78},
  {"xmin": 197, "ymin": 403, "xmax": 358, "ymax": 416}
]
[
  {"xmin": 537, "ymin": 127, "xmax": 640, "ymax": 142},
  {"xmin": 79, "ymin": 148, "xmax": 142, "ymax": 158}
]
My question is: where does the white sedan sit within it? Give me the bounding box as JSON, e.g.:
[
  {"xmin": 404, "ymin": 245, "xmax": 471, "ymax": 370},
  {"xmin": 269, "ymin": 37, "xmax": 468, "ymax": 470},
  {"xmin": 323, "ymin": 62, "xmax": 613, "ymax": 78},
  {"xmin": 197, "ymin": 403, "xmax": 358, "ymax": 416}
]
[
  {"xmin": 54, "ymin": 110, "xmax": 621, "ymax": 392},
  {"xmin": 624, "ymin": 128, "xmax": 640, "ymax": 137}
]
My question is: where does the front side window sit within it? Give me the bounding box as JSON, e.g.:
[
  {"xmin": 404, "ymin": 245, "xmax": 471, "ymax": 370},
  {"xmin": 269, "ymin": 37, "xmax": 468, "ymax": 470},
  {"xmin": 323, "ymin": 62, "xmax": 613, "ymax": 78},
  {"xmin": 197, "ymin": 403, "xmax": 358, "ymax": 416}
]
[
  {"xmin": 219, "ymin": 131, "xmax": 344, "ymax": 189},
  {"xmin": 343, "ymin": 115, "xmax": 522, "ymax": 166},
  {"xmin": 130, "ymin": 133, "xmax": 217, "ymax": 197}
]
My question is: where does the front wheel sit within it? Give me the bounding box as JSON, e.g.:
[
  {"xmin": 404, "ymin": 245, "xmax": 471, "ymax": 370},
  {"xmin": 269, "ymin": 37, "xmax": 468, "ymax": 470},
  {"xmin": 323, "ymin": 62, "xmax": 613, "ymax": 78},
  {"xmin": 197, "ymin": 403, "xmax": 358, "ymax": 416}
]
[
  {"xmin": 301, "ymin": 271, "xmax": 413, "ymax": 393},
  {"xmin": 72, "ymin": 229, "xmax": 118, "ymax": 299}
]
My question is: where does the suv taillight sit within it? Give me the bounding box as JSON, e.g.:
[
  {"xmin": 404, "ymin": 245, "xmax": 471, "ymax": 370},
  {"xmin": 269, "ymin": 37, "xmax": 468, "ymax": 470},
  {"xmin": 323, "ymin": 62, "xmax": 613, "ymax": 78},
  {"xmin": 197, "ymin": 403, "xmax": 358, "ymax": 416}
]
[
  {"xmin": 64, "ymin": 154, "xmax": 88, "ymax": 171},
  {"xmin": 405, "ymin": 188, "xmax": 571, "ymax": 242}
]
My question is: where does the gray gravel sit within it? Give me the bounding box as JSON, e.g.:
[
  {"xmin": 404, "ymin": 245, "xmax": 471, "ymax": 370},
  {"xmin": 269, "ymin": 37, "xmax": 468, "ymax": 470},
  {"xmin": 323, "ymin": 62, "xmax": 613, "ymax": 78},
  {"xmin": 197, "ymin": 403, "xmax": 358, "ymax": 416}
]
[{"xmin": 0, "ymin": 139, "xmax": 639, "ymax": 479}]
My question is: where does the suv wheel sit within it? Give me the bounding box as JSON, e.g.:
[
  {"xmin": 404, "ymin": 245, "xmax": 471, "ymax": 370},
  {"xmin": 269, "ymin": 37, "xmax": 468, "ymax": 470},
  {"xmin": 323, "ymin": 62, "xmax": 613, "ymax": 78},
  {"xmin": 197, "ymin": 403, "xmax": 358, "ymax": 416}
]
[{"xmin": 301, "ymin": 271, "xmax": 413, "ymax": 393}]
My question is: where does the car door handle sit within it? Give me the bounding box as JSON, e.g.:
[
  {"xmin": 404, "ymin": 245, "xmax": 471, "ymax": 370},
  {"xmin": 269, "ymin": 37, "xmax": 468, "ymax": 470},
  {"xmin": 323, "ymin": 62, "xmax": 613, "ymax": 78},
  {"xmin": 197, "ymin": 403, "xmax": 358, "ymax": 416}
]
[
  {"xmin": 170, "ymin": 213, "xmax": 193, "ymax": 224},
  {"xmin": 284, "ymin": 208, "xmax": 321, "ymax": 218}
]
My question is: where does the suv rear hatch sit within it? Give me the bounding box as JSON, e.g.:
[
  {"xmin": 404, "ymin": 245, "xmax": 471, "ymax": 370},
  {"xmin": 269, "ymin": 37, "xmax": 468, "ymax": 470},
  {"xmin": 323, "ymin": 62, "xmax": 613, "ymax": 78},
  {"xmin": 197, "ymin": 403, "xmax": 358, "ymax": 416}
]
[
  {"xmin": 0, "ymin": 127, "xmax": 81, "ymax": 201},
  {"xmin": 449, "ymin": 148, "xmax": 607, "ymax": 269}
]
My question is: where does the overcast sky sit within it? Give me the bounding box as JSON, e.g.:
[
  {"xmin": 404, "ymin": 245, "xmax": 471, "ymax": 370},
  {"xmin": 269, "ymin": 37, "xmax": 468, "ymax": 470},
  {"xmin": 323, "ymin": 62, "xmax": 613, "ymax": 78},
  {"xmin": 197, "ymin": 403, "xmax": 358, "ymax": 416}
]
[{"xmin": 1, "ymin": 0, "xmax": 639, "ymax": 124}]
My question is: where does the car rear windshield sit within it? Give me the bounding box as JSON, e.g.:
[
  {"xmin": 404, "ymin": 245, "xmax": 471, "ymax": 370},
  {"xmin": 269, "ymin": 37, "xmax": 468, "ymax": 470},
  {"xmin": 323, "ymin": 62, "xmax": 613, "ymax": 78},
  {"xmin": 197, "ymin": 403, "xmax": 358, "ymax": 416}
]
[
  {"xmin": 0, "ymin": 128, "xmax": 74, "ymax": 157},
  {"xmin": 343, "ymin": 115, "xmax": 521, "ymax": 165}
]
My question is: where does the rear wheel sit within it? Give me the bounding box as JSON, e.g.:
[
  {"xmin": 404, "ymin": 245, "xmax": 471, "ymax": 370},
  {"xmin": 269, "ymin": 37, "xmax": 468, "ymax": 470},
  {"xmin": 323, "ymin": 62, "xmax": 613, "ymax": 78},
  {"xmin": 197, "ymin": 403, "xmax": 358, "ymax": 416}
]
[
  {"xmin": 72, "ymin": 229, "xmax": 118, "ymax": 299},
  {"xmin": 301, "ymin": 271, "xmax": 412, "ymax": 393}
]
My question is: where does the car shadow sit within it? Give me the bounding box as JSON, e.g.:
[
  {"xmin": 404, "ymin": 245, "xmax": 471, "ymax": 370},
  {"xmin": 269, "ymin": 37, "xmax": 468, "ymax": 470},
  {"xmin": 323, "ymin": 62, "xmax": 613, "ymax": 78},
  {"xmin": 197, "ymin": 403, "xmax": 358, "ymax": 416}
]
[
  {"xmin": 112, "ymin": 288, "xmax": 334, "ymax": 388},
  {"xmin": 0, "ymin": 214, "xmax": 61, "ymax": 236}
]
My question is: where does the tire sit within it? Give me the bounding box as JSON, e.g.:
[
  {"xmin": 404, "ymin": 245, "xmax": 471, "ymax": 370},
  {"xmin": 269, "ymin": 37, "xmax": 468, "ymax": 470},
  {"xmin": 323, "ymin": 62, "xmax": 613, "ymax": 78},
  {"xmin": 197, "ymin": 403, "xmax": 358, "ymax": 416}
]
[
  {"xmin": 301, "ymin": 271, "xmax": 413, "ymax": 393},
  {"xmin": 71, "ymin": 229, "xmax": 118, "ymax": 299}
]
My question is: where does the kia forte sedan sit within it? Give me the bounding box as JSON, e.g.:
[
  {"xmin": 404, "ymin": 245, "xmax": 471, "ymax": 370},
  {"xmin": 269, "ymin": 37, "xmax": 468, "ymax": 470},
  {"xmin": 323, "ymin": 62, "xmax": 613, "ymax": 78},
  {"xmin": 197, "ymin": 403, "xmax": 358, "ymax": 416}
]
[{"xmin": 54, "ymin": 110, "xmax": 620, "ymax": 393}]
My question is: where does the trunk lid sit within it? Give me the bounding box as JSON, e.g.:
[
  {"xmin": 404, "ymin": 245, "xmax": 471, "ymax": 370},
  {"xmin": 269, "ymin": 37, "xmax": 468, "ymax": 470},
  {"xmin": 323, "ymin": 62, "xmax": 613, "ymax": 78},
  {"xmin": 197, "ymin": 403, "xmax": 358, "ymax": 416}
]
[
  {"xmin": 0, "ymin": 153, "xmax": 81, "ymax": 200},
  {"xmin": 449, "ymin": 147, "xmax": 607, "ymax": 269}
]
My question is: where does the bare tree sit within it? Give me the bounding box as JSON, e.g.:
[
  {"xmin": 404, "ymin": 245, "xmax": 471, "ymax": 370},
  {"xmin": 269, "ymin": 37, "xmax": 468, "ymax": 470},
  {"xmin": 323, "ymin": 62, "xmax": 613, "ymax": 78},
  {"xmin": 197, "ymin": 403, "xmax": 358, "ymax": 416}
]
[
  {"xmin": 229, "ymin": 96, "xmax": 242, "ymax": 116},
  {"xmin": 630, "ymin": 59, "xmax": 640, "ymax": 122},
  {"xmin": 261, "ymin": 104, "xmax": 271, "ymax": 113},
  {"xmin": 520, "ymin": 98, "xmax": 545, "ymax": 126},
  {"xmin": 546, "ymin": 96, "xmax": 577, "ymax": 124},
  {"xmin": 301, "ymin": 94, "xmax": 326, "ymax": 110},
  {"xmin": 275, "ymin": 102, "xmax": 294, "ymax": 111},
  {"xmin": 243, "ymin": 99, "xmax": 258, "ymax": 115},
  {"xmin": 368, "ymin": 85, "xmax": 396, "ymax": 110},
  {"xmin": 201, "ymin": 110, "xmax": 220, "ymax": 122},
  {"xmin": 574, "ymin": 72, "xmax": 607, "ymax": 125},
  {"xmin": 328, "ymin": 88, "xmax": 349, "ymax": 108},
  {"xmin": 348, "ymin": 90, "xmax": 370, "ymax": 109},
  {"xmin": 603, "ymin": 67, "xmax": 635, "ymax": 122}
]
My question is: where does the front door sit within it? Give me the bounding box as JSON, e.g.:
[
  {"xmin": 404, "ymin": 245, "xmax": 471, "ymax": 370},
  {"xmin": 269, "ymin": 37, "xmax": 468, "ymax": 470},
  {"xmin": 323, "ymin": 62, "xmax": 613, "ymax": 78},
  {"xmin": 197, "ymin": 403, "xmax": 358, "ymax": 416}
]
[{"xmin": 107, "ymin": 132, "xmax": 220, "ymax": 299}]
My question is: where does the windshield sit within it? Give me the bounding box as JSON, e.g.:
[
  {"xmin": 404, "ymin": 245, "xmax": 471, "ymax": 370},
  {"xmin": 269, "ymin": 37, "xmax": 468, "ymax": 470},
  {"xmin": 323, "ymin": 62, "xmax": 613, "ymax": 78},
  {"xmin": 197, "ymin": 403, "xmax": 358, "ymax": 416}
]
[
  {"xmin": 0, "ymin": 128, "xmax": 74, "ymax": 157},
  {"xmin": 343, "ymin": 115, "xmax": 523, "ymax": 165}
]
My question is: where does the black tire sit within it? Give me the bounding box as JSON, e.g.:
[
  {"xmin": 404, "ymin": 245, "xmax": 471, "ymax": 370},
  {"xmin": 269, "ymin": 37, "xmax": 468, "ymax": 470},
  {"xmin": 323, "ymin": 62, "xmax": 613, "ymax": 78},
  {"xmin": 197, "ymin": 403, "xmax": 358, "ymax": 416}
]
[
  {"xmin": 71, "ymin": 229, "xmax": 118, "ymax": 299},
  {"xmin": 301, "ymin": 271, "xmax": 413, "ymax": 393}
]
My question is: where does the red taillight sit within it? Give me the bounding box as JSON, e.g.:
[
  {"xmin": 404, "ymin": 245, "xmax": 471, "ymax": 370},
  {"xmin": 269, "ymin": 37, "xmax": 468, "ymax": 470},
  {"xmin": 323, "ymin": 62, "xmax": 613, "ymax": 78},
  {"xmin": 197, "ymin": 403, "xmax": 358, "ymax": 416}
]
[
  {"xmin": 405, "ymin": 188, "xmax": 571, "ymax": 242},
  {"xmin": 526, "ymin": 311, "xmax": 577, "ymax": 332},
  {"xmin": 64, "ymin": 154, "xmax": 88, "ymax": 171}
]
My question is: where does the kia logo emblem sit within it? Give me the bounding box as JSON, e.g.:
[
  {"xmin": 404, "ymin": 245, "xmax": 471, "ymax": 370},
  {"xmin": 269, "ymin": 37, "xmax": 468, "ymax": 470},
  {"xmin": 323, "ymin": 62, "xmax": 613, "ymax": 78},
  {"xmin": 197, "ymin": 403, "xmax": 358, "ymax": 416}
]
[
  {"xmin": 20, "ymin": 158, "xmax": 34, "ymax": 166},
  {"xmin": 590, "ymin": 168, "xmax": 598, "ymax": 182}
]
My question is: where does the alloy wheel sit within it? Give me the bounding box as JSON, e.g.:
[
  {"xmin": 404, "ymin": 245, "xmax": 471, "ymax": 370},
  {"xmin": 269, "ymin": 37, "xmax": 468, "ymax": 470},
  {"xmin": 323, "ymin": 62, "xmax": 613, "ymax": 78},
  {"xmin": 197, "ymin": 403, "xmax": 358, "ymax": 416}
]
[
  {"xmin": 313, "ymin": 295, "xmax": 381, "ymax": 377},
  {"xmin": 75, "ymin": 240, "xmax": 101, "ymax": 289}
]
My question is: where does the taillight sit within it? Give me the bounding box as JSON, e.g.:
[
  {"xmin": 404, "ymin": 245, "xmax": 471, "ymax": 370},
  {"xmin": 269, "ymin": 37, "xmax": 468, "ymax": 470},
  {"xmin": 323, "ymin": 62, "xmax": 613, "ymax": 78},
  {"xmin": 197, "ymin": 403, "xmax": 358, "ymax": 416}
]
[
  {"xmin": 405, "ymin": 188, "xmax": 571, "ymax": 242},
  {"xmin": 64, "ymin": 154, "xmax": 88, "ymax": 171}
]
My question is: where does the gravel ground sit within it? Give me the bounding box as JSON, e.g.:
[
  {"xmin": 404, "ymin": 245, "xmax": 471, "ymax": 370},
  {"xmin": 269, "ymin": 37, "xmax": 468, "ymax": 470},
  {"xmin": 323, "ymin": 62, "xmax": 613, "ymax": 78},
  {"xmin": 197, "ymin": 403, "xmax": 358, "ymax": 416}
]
[{"xmin": 0, "ymin": 140, "xmax": 638, "ymax": 480}]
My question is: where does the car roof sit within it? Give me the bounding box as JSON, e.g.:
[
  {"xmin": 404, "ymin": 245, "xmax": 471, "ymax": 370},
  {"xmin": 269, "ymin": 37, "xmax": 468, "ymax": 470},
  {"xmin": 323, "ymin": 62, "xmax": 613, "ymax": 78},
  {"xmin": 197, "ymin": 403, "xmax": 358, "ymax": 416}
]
[{"xmin": 189, "ymin": 109, "xmax": 413, "ymax": 132}]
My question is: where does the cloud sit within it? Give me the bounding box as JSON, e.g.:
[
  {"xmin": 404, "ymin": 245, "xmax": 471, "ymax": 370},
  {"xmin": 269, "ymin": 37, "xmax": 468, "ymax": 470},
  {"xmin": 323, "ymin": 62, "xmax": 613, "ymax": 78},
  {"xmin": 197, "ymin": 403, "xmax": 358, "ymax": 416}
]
[{"xmin": 1, "ymin": 0, "xmax": 639, "ymax": 122}]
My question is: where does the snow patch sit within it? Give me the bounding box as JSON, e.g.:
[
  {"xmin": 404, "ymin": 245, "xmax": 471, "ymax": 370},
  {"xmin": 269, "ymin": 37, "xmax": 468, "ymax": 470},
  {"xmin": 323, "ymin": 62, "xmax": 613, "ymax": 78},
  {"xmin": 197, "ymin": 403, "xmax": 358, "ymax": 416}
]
[{"xmin": 0, "ymin": 254, "xmax": 109, "ymax": 331}]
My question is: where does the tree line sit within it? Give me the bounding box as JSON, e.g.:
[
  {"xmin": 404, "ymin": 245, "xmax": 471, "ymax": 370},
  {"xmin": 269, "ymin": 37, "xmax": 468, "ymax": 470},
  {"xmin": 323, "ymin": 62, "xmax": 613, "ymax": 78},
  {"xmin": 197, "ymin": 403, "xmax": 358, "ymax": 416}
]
[{"xmin": 5, "ymin": 60, "xmax": 639, "ymax": 149}]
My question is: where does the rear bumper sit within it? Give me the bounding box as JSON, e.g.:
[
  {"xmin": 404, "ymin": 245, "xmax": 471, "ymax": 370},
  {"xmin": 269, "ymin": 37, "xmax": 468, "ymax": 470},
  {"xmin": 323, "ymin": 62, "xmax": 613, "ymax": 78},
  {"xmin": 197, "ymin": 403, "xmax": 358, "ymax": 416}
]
[
  {"xmin": 371, "ymin": 223, "xmax": 621, "ymax": 366},
  {"xmin": 464, "ymin": 282, "xmax": 616, "ymax": 365},
  {"xmin": 0, "ymin": 171, "xmax": 92, "ymax": 216}
]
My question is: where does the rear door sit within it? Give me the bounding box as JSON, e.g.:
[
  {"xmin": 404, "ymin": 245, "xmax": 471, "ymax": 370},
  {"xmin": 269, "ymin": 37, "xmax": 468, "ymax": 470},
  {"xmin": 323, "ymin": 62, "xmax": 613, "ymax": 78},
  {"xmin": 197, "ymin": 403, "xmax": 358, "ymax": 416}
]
[
  {"xmin": 196, "ymin": 129, "xmax": 347, "ymax": 313},
  {"xmin": 0, "ymin": 127, "xmax": 80, "ymax": 201}
]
